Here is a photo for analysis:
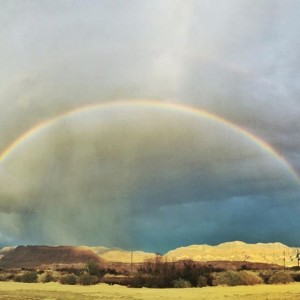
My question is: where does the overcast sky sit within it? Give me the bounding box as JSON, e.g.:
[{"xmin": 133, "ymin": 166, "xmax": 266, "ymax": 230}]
[{"xmin": 1, "ymin": 0, "xmax": 300, "ymax": 252}]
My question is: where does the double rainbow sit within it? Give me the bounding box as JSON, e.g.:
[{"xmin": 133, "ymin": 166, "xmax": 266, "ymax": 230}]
[{"xmin": 0, "ymin": 100, "xmax": 299, "ymax": 184}]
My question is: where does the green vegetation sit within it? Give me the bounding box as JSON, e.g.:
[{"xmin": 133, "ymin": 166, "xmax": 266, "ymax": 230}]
[
  {"xmin": 0, "ymin": 274, "xmax": 7, "ymax": 281},
  {"xmin": 0, "ymin": 258, "xmax": 298, "ymax": 289},
  {"xmin": 78, "ymin": 273, "xmax": 98, "ymax": 285},
  {"xmin": 86, "ymin": 259, "xmax": 100, "ymax": 276},
  {"xmin": 239, "ymin": 270, "xmax": 264, "ymax": 285},
  {"xmin": 215, "ymin": 270, "xmax": 263, "ymax": 286},
  {"xmin": 269, "ymin": 271, "xmax": 294, "ymax": 284},
  {"xmin": 59, "ymin": 274, "xmax": 78, "ymax": 285},
  {"xmin": 39, "ymin": 272, "xmax": 54, "ymax": 283},
  {"xmin": 197, "ymin": 275, "xmax": 208, "ymax": 287},
  {"xmin": 173, "ymin": 278, "xmax": 192, "ymax": 288},
  {"xmin": 13, "ymin": 271, "xmax": 38, "ymax": 283}
]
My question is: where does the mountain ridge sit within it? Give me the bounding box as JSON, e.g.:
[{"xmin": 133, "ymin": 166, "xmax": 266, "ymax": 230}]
[{"xmin": 0, "ymin": 241, "xmax": 299, "ymax": 267}]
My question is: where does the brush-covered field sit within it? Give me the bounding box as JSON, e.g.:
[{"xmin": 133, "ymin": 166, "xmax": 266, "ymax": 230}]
[{"xmin": 1, "ymin": 282, "xmax": 300, "ymax": 300}]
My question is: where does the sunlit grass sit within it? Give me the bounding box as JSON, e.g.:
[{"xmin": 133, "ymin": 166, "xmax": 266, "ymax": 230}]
[{"xmin": 1, "ymin": 282, "xmax": 300, "ymax": 300}]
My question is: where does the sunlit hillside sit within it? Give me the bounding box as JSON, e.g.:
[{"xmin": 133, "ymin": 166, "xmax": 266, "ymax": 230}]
[
  {"xmin": 84, "ymin": 241, "xmax": 299, "ymax": 267},
  {"xmin": 1, "ymin": 242, "xmax": 299, "ymax": 267},
  {"xmin": 164, "ymin": 241, "xmax": 298, "ymax": 267}
]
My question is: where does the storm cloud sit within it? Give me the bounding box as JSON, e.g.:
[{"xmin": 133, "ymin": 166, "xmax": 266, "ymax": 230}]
[{"xmin": 1, "ymin": 1, "xmax": 300, "ymax": 252}]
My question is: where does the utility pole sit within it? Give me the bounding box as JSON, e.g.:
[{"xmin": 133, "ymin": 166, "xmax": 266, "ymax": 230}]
[
  {"xmin": 283, "ymin": 251, "xmax": 286, "ymax": 271},
  {"xmin": 130, "ymin": 250, "xmax": 133, "ymax": 273}
]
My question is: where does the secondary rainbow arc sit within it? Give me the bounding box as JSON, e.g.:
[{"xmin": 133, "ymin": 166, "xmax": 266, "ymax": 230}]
[{"xmin": 0, "ymin": 99, "xmax": 299, "ymax": 184}]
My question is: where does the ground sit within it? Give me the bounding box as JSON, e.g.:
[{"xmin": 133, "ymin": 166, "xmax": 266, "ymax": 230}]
[{"xmin": 1, "ymin": 282, "xmax": 300, "ymax": 300}]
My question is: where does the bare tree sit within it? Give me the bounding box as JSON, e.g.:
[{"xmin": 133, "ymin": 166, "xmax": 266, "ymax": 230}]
[{"xmin": 290, "ymin": 249, "xmax": 300, "ymax": 268}]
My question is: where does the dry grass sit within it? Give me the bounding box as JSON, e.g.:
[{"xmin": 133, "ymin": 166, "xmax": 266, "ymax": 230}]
[{"xmin": 1, "ymin": 282, "xmax": 300, "ymax": 299}]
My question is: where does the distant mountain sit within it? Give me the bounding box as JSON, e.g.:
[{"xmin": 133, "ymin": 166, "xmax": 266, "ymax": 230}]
[
  {"xmin": 98, "ymin": 249, "xmax": 156, "ymax": 263},
  {"xmin": 78, "ymin": 246, "xmax": 156, "ymax": 263},
  {"xmin": 87, "ymin": 241, "xmax": 297, "ymax": 267},
  {"xmin": 164, "ymin": 241, "xmax": 298, "ymax": 267},
  {"xmin": 0, "ymin": 246, "xmax": 16, "ymax": 260},
  {"xmin": 0, "ymin": 242, "xmax": 298, "ymax": 268},
  {"xmin": 0, "ymin": 245, "xmax": 104, "ymax": 269}
]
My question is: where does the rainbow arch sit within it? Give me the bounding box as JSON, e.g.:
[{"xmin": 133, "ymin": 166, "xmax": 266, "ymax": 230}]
[{"xmin": 0, "ymin": 99, "xmax": 299, "ymax": 184}]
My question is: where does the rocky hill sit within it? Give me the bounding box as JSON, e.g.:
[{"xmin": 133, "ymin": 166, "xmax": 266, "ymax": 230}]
[
  {"xmin": 0, "ymin": 246, "xmax": 15, "ymax": 260},
  {"xmin": 1, "ymin": 242, "xmax": 299, "ymax": 269},
  {"xmin": 96, "ymin": 249, "xmax": 155, "ymax": 263},
  {"xmin": 0, "ymin": 245, "xmax": 104, "ymax": 269},
  {"xmin": 164, "ymin": 241, "xmax": 298, "ymax": 267},
  {"xmin": 77, "ymin": 246, "xmax": 156, "ymax": 263},
  {"xmin": 85, "ymin": 241, "xmax": 298, "ymax": 267}
]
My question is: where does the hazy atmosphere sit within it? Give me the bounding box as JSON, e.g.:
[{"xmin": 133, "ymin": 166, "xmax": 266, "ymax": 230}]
[{"xmin": 1, "ymin": 0, "xmax": 300, "ymax": 253}]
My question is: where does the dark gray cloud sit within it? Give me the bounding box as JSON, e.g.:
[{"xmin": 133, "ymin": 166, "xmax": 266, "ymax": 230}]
[
  {"xmin": 0, "ymin": 107, "xmax": 299, "ymax": 250},
  {"xmin": 130, "ymin": 195, "xmax": 300, "ymax": 253},
  {"xmin": 0, "ymin": 1, "xmax": 300, "ymax": 251}
]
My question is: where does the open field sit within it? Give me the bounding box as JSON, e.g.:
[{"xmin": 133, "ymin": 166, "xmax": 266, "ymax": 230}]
[{"xmin": 1, "ymin": 282, "xmax": 300, "ymax": 300}]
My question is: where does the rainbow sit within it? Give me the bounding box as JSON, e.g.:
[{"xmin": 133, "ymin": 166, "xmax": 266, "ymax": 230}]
[{"xmin": 0, "ymin": 99, "xmax": 299, "ymax": 183}]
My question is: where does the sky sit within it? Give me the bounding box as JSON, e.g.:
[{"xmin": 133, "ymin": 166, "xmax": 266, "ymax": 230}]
[{"xmin": 0, "ymin": 0, "xmax": 300, "ymax": 253}]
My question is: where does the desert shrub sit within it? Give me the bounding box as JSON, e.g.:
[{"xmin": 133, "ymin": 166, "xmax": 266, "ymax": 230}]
[
  {"xmin": 102, "ymin": 274, "xmax": 134, "ymax": 286},
  {"xmin": 106, "ymin": 268, "xmax": 118, "ymax": 275},
  {"xmin": 78, "ymin": 273, "xmax": 98, "ymax": 285},
  {"xmin": 239, "ymin": 271, "xmax": 263, "ymax": 285},
  {"xmin": 21, "ymin": 271, "xmax": 38, "ymax": 283},
  {"xmin": 268, "ymin": 272, "xmax": 294, "ymax": 284},
  {"xmin": 197, "ymin": 275, "xmax": 208, "ymax": 287},
  {"xmin": 0, "ymin": 274, "xmax": 7, "ymax": 281},
  {"xmin": 39, "ymin": 272, "xmax": 54, "ymax": 283},
  {"xmin": 131, "ymin": 273, "xmax": 150, "ymax": 288},
  {"xmin": 58, "ymin": 267, "xmax": 84, "ymax": 276},
  {"xmin": 134, "ymin": 260, "xmax": 180, "ymax": 288},
  {"xmin": 173, "ymin": 278, "xmax": 192, "ymax": 288},
  {"xmin": 133, "ymin": 259, "xmax": 224, "ymax": 288},
  {"xmin": 209, "ymin": 272, "xmax": 218, "ymax": 286},
  {"xmin": 216, "ymin": 271, "xmax": 263, "ymax": 286},
  {"xmin": 7, "ymin": 274, "xmax": 15, "ymax": 280},
  {"xmin": 59, "ymin": 274, "xmax": 78, "ymax": 285},
  {"xmin": 86, "ymin": 260, "xmax": 100, "ymax": 276},
  {"xmin": 258, "ymin": 272, "xmax": 270, "ymax": 284},
  {"xmin": 132, "ymin": 274, "xmax": 172, "ymax": 288},
  {"xmin": 13, "ymin": 275, "xmax": 22, "ymax": 282},
  {"xmin": 291, "ymin": 273, "xmax": 300, "ymax": 282},
  {"xmin": 216, "ymin": 271, "xmax": 242, "ymax": 286}
]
